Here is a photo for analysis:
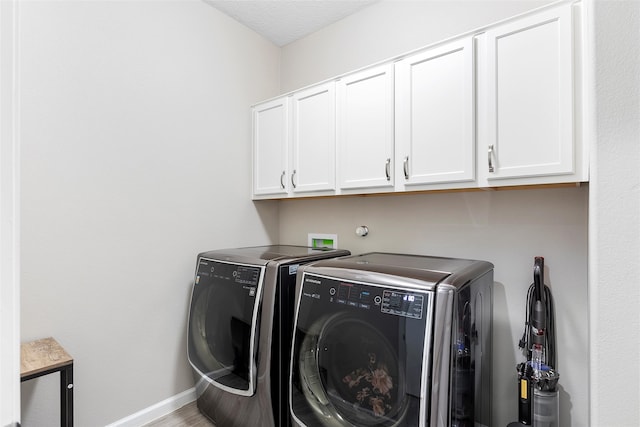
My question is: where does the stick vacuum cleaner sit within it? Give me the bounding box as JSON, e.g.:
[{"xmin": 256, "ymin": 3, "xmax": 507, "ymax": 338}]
[{"xmin": 508, "ymin": 257, "xmax": 560, "ymax": 427}]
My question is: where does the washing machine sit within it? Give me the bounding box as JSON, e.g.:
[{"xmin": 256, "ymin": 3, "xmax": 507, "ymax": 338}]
[
  {"xmin": 289, "ymin": 252, "xmax": 493, "ymax": 427},
  {"xmin": 187, "ymin": 245, "xmax": 350, "ymax": 427}
]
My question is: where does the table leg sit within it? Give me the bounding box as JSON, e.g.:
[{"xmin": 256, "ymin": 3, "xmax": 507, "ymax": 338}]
[{"xmin": 60, "ymin": 364, "xmax": 73, "ymax": 427}]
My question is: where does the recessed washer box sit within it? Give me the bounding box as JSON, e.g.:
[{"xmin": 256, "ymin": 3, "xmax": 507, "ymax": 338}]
[{"xmin": 308, "ymin": 233, "xmax": 338, "ymax": 249}]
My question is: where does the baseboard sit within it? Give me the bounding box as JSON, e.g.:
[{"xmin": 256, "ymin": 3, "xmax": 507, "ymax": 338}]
[{"xmin": 105, "ymin": 387, "xmax": 196, "ymax": 427}]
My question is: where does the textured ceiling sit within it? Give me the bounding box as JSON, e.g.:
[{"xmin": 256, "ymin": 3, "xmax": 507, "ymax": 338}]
[{"xmin": 205, "ymin": 0, "xmax": 379, "ymax": 47}]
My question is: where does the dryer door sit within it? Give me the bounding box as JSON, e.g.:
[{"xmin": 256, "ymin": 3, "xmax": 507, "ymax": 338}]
[
  {"xmin": 290, "ymin": 273, "xmax": 434, "ymax": 427},
  {"xmin": 187, "ymin": 257, "xmax": 265, "ymax": 396}
]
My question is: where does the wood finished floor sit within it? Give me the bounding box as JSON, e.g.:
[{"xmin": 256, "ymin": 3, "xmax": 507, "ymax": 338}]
[{"xmin": 143, "ymin": 402, "xmax": 214, "ymax": 427}]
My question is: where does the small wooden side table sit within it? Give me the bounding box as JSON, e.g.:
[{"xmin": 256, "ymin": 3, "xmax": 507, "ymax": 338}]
[{"xmin": 21, "ymin": 337, "xmax": 74, "ymax": 427}]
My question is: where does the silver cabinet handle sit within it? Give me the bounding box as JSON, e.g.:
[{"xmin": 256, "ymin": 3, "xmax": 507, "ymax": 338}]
[
  {"xmin": 291, "ymin": 170, "xmax": 297, "ymax": 189},
  {"xmin": 488, "ymin": 145, "xmax": 495, "ymax": 173},
  {"xmin": 385, "ymin": 158, "xmax": 391, "ymax": 181},
  {"xmin": 403, "ymin": 156, "xmax": 409, "ymax": 180},
  {"xmin": 280, "ymin": 171, "xmax": 285, "ymax": 189}
]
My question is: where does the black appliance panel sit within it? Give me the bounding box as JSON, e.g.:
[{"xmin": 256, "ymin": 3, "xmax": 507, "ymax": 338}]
[{"xmin": 271, "ymin": 263, "xmax": 302, "ymax": 427}]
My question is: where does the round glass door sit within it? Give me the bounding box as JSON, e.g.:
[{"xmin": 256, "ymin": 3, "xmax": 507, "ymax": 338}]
[
  {"xmin": 300, "ymin": 313, "xmax": 408, "ymax": 426},
  {"xmin": 187, "ymin": 258, "xmax": 264, "ymax": 396}
]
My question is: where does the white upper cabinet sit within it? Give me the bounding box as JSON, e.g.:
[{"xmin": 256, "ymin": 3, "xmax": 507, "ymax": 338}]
[
  {"xmin": 290, "ymin": 82, "xmax": 336, "ymax": 194},
  {"xmin": 252, "ymin": 97, "xmax": 289, "ymax": 197},
  {"xmin": 252, "ymin": 2, "xmax": 588, "ymax": 199},
  {"xmin": 395, "ymin": 37, "xmax": 475, "ymax": 189},
  {"xmin": 337, "ymin": 63, "xmax": 395, "ymax": 191},
  {"xmin": 479, "ymin": 4, "xmax": 580, "ymax": 184}
]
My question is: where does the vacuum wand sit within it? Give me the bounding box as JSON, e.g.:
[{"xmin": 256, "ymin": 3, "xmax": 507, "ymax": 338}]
[{"xmin": 530, "ymin": 257, "xmax": 545, "ymax": 375}]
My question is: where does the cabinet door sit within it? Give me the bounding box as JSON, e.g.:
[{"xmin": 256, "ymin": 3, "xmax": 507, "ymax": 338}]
[
  {"xmin": 483, "ymin": 5, "xmax": 574, "ymax": 181},
  {"xmin": 337, "ymin": 63, "xmax": 394, "ymax": 190},
  {"xmin": 290, "ymin": 82, "xmax": 336, "ymax": 194},
  {"xmin": 252, "ymin": 97, "xmax": 289, "ymax": 197},
  {"xmin": 395, "ymin": 37, "xmax": 475, "ymax": 187}
]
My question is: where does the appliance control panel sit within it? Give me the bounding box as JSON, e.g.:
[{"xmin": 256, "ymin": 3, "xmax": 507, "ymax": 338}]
[
  {"xmin": 301, "ymin": 273, "xmax": 428, "ymax": 319},
  {"xmin": 196, "ymin": 258, "xmax": 262, "ymax": 297},
  {"xmin": 381, "ymin": 290, "xmax": 424, "ymax": 319}
]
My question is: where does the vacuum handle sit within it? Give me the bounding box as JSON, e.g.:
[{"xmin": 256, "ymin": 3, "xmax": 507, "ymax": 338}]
[{"xmin": 534, "ymin": 256, "xmax": 544, "ymax": 299}]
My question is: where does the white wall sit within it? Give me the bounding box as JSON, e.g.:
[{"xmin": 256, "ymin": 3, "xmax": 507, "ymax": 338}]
[
  {"xmin": 280, "ymin": 0, "xmax": 553, "ymax": 92},
  {"xmin": 277, "ymin": 1, "xmax": 588, "ymax": 426},
  {"xmin": 19, "ymin": 1, "xmax": 280, "ymax": 425},
  {"xmin": 0, "ymin": 0, "xmax": 20, "ymax": 424},
  {"xmin": 590, "ymin": 1, "xmax": 640, "ymax": 425}
]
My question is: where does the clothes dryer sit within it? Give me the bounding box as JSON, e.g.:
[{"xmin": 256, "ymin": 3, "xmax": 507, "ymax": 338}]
[
  {"xmin": 289, "ymin": 252, "xmax": 493, "ymax": 427},
  {"xmin": 187, "ymin": 245, "xmax": 350, "ymax": 427}
]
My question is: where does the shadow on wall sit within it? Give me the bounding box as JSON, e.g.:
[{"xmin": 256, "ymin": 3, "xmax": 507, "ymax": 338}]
[
  {"xmin": 21, "ymin": 374, "xmax": 59, "ymax": 424},
  {"xmin": 492, "ymin": 280, "xmax": 521, "ymax": 421},
  {"xmin": 253, "ymin": 200, "xmax": 280, "ymax": 244},
  {"xmin": 175, "ymin": 278, "xmax": 197, "ymax": 391},
  {"xmin": 559, "ymin": 385, "xmax": 573, "ymax": 427}
]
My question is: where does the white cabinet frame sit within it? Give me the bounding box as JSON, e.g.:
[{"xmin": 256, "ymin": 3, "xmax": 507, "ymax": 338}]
[
  {"xmin": 290, "ymin": 82, "xmax": 336, "ymax": 194},
  {"xmin": 481, "ymin": 5, "xmax": 575, "ymax": 181},
  {"xmin": 395, "ymin": 37, "xmax": 476, "ymax": 189},
  {"xmin": 252, "ymin": 97, "xmax": 290, "ymax": 197},
  {"xmin": 337, "ymin": 63, "xmax": 395, "ymax": 191}
]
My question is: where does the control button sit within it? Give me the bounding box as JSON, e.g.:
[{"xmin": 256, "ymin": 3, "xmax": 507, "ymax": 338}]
[
  {"xmin": 329, "ymin": 287, "xmax": 336, "ymax": 296},
  {"xmin": 374, "ymin": 295, "xmax": 382, "ymax": 304}
]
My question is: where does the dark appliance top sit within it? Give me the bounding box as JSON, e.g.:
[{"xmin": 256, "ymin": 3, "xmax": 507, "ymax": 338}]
[
  {"xmin": 197, "ymin": 245, "xmax": 350, "ymax": 267},
  {"xmin": 303, "ymin": 252, "xmax": 494, "ymax": 290}
]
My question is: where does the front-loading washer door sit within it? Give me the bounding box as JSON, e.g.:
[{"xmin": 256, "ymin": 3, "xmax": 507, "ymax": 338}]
[
  {"xmin": 187, "ymin": 257, "xmax": 265, "ymax": 396},
  {"xmin": 290, "ymin": 273, "xmax": 434, "ymax": 427}
]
